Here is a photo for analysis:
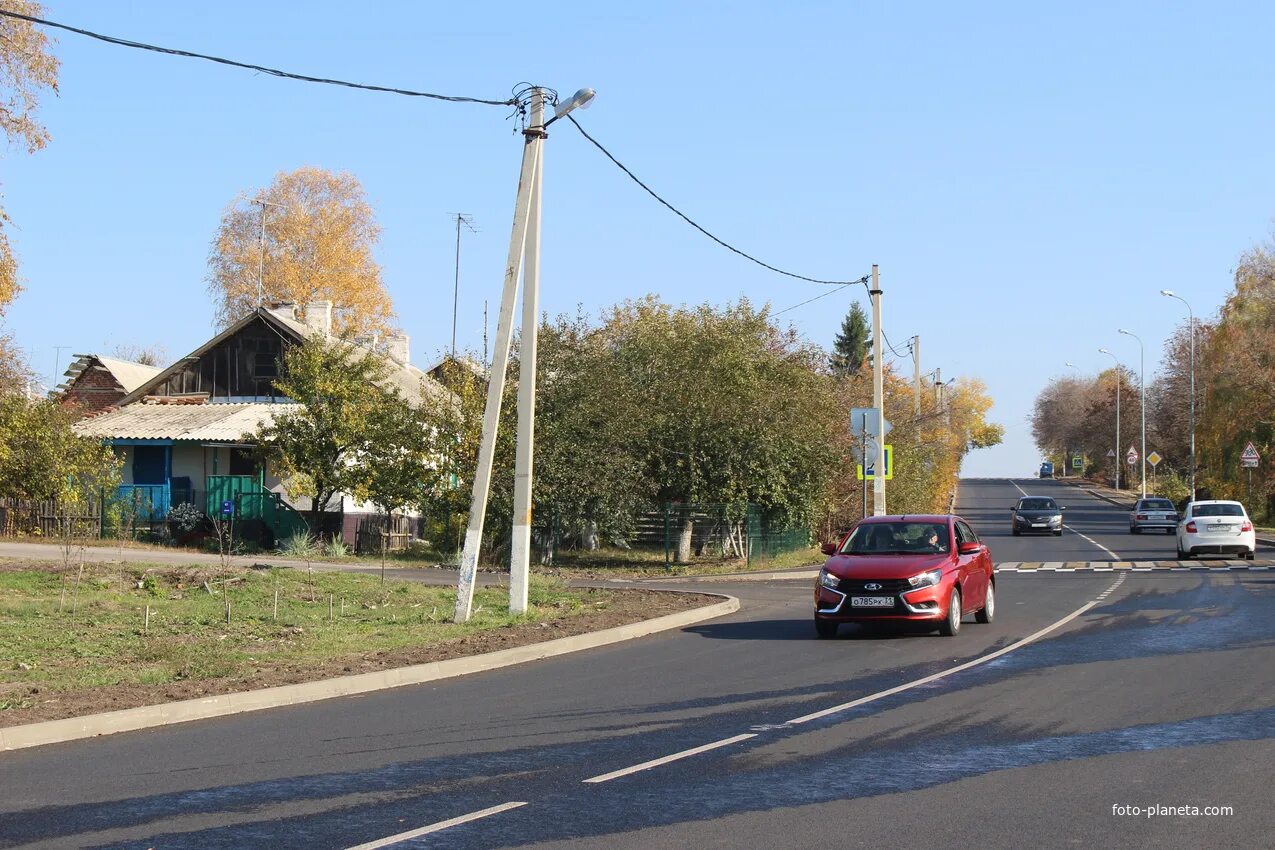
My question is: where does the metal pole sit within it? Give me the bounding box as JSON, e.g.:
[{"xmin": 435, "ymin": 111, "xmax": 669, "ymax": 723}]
[
  {"xmin": 870, "ymin": 265, "xmax": 886, "ymax": 516},
  {"xmin": 452, "ymin": 214, "xmax": 461, "ymax": 358},
  {"xmin": 454, "ymin": 102, "xmax": 542, "ymax": 623},
  {"xmin": 510, "ymin": 90, "xmax": 545, "ymax": 615},
  {"xmin": 861, "ymin": 413, "xmax": 868, "ymax": 520},
  {"xmin": 912, "ymin": 335, "xmax": 920, "ymax": 417},
  {"xmin": 1189, "ymin": 313, "xmax": 1196, "ymax": 501},
  {"xmin": 1140, "ymin": 340, "xmax": 1146, "ymax": 498}
]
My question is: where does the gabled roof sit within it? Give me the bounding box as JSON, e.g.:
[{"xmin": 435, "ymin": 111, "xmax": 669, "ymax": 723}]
[
  {"xmin": 58, "ymin": 354, "xmax": 163, "ymax": 395},
  {"xmin": 73, "ymin": 401, "xmax": 299, "ymax": 442},
  {"xmin": 116, "ymin": 305, "xmax": 454, "ymax": 410}
]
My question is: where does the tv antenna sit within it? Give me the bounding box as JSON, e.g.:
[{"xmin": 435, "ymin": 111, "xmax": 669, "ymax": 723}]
[{"xmin": 450, "ymin": 213, "xmax": 478, "ymax": 357}]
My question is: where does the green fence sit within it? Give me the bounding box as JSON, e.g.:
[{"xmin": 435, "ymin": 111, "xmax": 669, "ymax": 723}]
[{"xmin": 662, "ymin": 502, "xmax": 810, "ymax": 566}]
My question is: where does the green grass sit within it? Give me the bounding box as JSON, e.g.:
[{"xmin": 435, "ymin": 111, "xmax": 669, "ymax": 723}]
[{"xmin": 0, "ymin": 562, "xmax": 601, "ymax": 704}]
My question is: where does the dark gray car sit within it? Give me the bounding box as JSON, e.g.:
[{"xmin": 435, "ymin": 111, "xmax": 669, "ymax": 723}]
[
  {"xmin": 1011, "ymin": 496, "xmax": 1065, "ymax": 536},
  {"xmin": 1129, "ymin": 497, "xmax": 1178, "ymax": 534}
]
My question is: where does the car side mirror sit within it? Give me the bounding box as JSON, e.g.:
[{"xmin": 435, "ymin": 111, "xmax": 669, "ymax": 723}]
[
  {"xmin": 820, "ymin": 542, "xmax": 837, "ymax": 556},
  {"xmin": 957, "ymin": 541, "xmax": 981, "ymax": 555},
  {"xmin": 1060, "ymin": 506, "xmax": 1067, "ymax": 511}
]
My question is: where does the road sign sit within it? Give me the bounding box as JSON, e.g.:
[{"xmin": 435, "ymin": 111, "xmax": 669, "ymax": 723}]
[
  {"xmin": 221, "ymin": 499, "xmax": 234, "ymax": 516},
  {"xmin": 857, "ymin": 444, "xmax": 893, "ymax": 480},
  {"xmin": 849, "ymin": 407, "xmax": 891, "ymax": 439},
  {"xmin": 1147, "ymin": 451, "xmax": 1162, "ymax": 467},
  {"xmin": 1106, "ymin": 448, "xmax": 1116, "ymax": 458},
  {"xmin": 1241, "ymin": 441, "xmax": 1260, "ymax": 468},
  {"xmin": 1126, "ymin": 446, "xmax": 1138, "ymax": 466},
  {"xmin": 1072, "ymin": 456, "xmax": 1082, "ymax": 469}
]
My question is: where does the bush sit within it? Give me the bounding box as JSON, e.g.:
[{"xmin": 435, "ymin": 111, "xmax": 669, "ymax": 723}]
[
  {"xmin": 167, "ymin": 502, "xmax": 206, "ymax": 535},
  {"xmin": 282, "ymin": 531, "xmax": 319, "ymax": 560},
  {"xmin": 324, "ymin": 537, "xmax": 349, "ymax": 558},
  {"xmin": 1154, "ymin": 470, "xmax": 1192, "ymax": 506}
]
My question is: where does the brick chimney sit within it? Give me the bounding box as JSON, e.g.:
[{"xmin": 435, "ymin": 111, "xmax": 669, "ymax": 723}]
[
  {"xmin": 299, "ymin": 300, "xmax": 333, "ymax": 338},
  {"xmin": 386, "ymin": 333, "xmax": 410, "ymax": 367}
]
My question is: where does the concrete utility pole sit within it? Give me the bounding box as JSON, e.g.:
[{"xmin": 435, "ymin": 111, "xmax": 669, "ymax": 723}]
[
  {"xmin": 870, "ymin": 264, "xmax": 886, "ymax": 516},
  {"xmin": 509, "ymin": 93, "xmax": 545, "ymax": 615},
  {"xmin": 912, "ymin": 335, "xmax": 921, "ymax": 417},
  {"xmin": 1160, "ymin": 290, "xmax": 1196, "ymax": 501},
  {"xmin": 454, "ymin": 85, "xmax": 594, "ymax": 623},
  {"xmin": 453, "ymin": 96, "xmax": 542, "ymax": 623}
]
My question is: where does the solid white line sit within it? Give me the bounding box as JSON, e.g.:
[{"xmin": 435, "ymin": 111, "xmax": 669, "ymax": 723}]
[
  {"xmin": 582, "ymin": 733, "xmax": 757, "ymax": 784},
  {"xmin": 345, "ymin": 802, "xmax": 527, "ymax": 849},
  {"xmin": 783, "ymin": 574, "xmax": 1126, "ymax": 726}
]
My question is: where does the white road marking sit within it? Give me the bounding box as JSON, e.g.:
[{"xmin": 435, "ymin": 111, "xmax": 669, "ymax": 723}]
[
  {"xmin": 783, "ymin": 574, "xmax": 1126, "ymax": 726},
  {"xmin": 582, "ymin": 733, "xmax": 758, "ymax": 784},
  {"xmin": 1008, "ymin": 478, "xmax": 1122, "ymax": 560},
  {"xmin": 344, "ymin": 802, "xmax": 528, "ymax": 849}
]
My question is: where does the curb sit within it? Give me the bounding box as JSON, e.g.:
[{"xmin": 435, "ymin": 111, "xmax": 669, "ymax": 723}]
[
  {"xmin": 0, "ymin": 592, "xmax": 739, "ymax": 753},
  {"xmin": 638, "ymin": 567, "xmax": 821, "ymax": 584}
]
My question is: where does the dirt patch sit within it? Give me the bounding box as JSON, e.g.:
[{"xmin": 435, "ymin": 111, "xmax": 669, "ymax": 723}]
[{"xmin": 2, "ymin": 587, "xmax": 717, "ymax": 728}]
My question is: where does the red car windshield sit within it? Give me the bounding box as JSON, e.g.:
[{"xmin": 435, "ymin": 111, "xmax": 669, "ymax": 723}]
[{"xmin": 840, "ymin": 522, "xmax": 950, "ymax": 555}]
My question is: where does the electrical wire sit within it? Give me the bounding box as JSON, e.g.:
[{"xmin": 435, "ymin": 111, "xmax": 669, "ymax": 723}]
[
  {"xmin": 566, "ymin": 115, "xmax": 868, "ymax": 287},
  {"xmin": 771, "ymin": 281, "xmax": 866, "ymax": 316},
  {"xmin": 0, "ymin": 8, "xmax": 514, "ymax": 106},
  {"xmin": 883, "ymin": 330, "xmax": 913, "ymax": 360}
]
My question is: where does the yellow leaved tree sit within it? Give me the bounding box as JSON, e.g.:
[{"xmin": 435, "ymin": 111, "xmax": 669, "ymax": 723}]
[
  {"xmin": 1, "ymin": 1, "xmax": 60, "ymax": 315},
  {"xmin": 207, "ymin": 166, "xmax": 395, "ymax": 335}
]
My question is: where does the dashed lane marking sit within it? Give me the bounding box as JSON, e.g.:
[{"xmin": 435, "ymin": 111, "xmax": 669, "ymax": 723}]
[
  {"xmin": 582, "ymin": 733, "xmax": 758, "ymax": 784},
  {"xmin": 345, "ymin": 801, "xmax": 528, "ymax": 849}
]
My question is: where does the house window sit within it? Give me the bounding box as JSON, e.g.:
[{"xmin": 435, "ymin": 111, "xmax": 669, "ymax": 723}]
[
  {"xmin": 229, "ymin": 448, "xmax": 259, "ymax": 477},
  {"xmin": 133, "ymin": 446, "xmax": 167, "ymax": 485}
]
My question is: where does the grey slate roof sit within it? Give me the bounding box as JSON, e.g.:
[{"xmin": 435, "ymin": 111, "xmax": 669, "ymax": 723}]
[
  {"xmin": 58, "ymin": 355, "xmax": 163, "ymax": 394},
  {"xmin": 73, "ymin": 402, "xmax": 299, "ymax": 442}
]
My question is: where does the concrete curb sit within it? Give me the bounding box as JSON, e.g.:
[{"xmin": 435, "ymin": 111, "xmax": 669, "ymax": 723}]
[
  {"xmin": 639, "ymin": 567, "xmax": 821, "ymax": 584},
  {"xmin": 0, "ymin": 592, "xmax": 739, "ymax": 753}
]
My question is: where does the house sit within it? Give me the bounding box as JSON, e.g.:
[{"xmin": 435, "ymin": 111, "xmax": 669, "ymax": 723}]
[
  {"xmin": 72, "ymin": 301, "xmax": 452, "ymax": 548},
  {"xmin": 57, "ymin": 354, "xmax": 163, "ymax": 418}
]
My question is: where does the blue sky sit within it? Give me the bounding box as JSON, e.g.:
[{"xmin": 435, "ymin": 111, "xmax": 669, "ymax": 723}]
[{"xmin": 3, "ymin": 1, "xmax": 1274, "ymax": 476}]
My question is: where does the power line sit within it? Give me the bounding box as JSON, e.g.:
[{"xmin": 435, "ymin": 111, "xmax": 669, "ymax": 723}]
[
  {"xmin": 566, "ymin": 115, "xmax": 867, "ymax": 287},
  {"xmin": 883, "ymin": 330, "xmax": 912, "ymax": 359},
  {"xmin": 0, "ymin": 8, "xmax": 514, "ymax": 107},
  {"xmin": 772, "ymin": 280, "xmax": 868, "ymax": 316}
]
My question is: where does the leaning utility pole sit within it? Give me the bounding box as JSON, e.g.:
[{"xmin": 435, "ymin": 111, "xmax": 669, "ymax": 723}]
[
  {"xmin": 912, "ymin": 334, "xmax": 921, "ymax": 417},
  {"xmin": 871, "ymin": 264, "xmax": 886, "ymax": 516},
  {"xmin": 453, "ymin": 94, "xmax": 543, "ymax": 623}
]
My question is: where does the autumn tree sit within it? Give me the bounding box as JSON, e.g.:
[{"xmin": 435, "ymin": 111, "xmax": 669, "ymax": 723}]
[
  {"xmin": 207, "ymin": 167, "xmax": 395, "ymax": 336},
  {"xmin": 830, "ymin": 302, "xmax": 870, "ymax": 376},
  {"xmin": 0, "ymin": 2, "xmax": 60, "ymax": 315}
]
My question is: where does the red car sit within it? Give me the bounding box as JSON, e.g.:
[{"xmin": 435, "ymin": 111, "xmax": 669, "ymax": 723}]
[{"xmin": 813, "ymin": 515, "xmax": 995, "ymax": 638}]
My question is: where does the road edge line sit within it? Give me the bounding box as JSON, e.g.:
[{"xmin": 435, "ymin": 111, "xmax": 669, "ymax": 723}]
[{"xmin": 0, "ymin": 593, "xmax": 740, "ymax": 753}]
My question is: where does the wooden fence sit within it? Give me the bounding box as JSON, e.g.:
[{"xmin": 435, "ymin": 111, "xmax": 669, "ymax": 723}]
[{"xmin": 0, "ymin": 497, "xmax": 104, "ymax": 539}]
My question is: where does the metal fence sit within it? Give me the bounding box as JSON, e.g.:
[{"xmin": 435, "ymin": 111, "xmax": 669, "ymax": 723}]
[{"xmin": 662, "ymin": 502, "xmax": 810, "ymax": 566}]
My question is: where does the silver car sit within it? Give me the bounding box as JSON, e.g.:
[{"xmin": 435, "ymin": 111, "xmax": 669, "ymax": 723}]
[{"xmin": 1129, "ymin": 497, "xmax": 1179, "ymax": 534}]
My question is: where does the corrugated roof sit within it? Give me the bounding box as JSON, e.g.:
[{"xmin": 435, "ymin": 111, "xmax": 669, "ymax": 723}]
[
  {"xmin": 93, "ymin": 356, "xmax": 164, "ymax": 393},
  {"xmin": 73, "ymin": 402, "xmax": 299, "ymax": 442}
]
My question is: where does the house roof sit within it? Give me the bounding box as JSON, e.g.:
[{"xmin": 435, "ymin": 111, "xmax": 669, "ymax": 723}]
[
  {"xmin": 118, "ymin": 305, "xmax": 453, "ymax": 409},
  {"xmin": 73, "ymin": 401, "xmax": 299, "ymax": 442},
  {"xmin": 58, "ymin": 354, "xmax": 163, "ymax": 395}
]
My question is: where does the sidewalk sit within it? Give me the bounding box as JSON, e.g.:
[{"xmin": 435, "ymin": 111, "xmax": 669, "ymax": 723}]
[{"xmin": 1060, "ymin": 479, "xmax": 1275, "ymax": 549}]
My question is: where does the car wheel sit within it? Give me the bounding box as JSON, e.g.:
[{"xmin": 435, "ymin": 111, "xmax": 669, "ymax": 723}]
[
  {"xmin": 1177, "ymin": 548, "xmax": 1190, "ymax": 560},
  {"xmin": 975, "ymin": 582, "xmax": 995, "ymax": 624},
  {"xmin": 938, "ymin": 587, "xmax": 962, "ymax": 636},
  {"xmin": 1246, "ymin": 551, "xmax": 1256, "ymax": 561},
  {"xmin": 1166, "ymin": 528, "xmax": 1175, "ymax": 535},
  {"xmin": 1053, "ymin": 529, "xmax": 1063, "ymax": 536},
  {"xmin": 1131, "ymin": 526, "xmax": 1141, "ymax": 534},
  {"xmin": 815, "ymin": 619, "xmax": 839, "ymax": 639},
  {"xmin": 1012, "ymin": 528, "xmax": 1020, "ymax": 536}
]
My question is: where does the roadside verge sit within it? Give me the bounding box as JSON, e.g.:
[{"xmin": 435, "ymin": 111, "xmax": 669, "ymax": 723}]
[{"xmin": 0, "ymin": 591, "xmax": 738, "ymax": 753}]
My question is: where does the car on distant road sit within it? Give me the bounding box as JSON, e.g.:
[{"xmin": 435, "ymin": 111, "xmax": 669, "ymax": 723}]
[
  {"xmin": 1176, "ymin": 500, "xmax": 1255, "ymax": 560},
  {"xmin": 1010, "ymin": 496, "xmax": 1064, "ymax": 536},
  {"xmin": 814, "ymin": 515, "xmax": 994, "ymax": 639},
  {"xmin": 1129, "ymin": 497, "xmax": 1178, "ymax": 534},
  {"xmin": 1039, "ymin": 461, "xmax": 1054, "ymax": 478}
]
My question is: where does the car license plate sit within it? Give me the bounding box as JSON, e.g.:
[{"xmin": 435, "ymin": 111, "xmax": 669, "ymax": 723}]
[
  {"xmin": 1032, "ymin": 522, "xmax": 1047, "ymax": 527},
  {"xmin": 1208, "ymin": 523, "xmax": 1229, "ymax": 531},
  {"xmin": 851, "ymin": 596, "xmax": 893, "ymax": 608}
]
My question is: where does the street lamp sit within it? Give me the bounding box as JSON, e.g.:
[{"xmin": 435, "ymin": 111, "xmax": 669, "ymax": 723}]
[
  {"xmin": 1063, "ymin": 362, "xmax": 1079, "ymax": 475},
  {"xmin": 455, "ymin": 85, "xmax": 595, "ymax": 623},
  {"xmin": 1098, "ymin": 348, "xmax": 1121, "ymax": 490},
  {"xmin": 1160, "ymin": 290, "xmax": 1196, "ymax": 501},
  {"xmin": 1118, "ymin": 328, "xmax": 1146, "ymax": 498}
]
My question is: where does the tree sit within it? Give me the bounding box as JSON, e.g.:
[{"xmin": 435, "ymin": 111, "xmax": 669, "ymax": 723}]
[
  {"xmin": 1, "ymin": 1, "xmax": 60, "ymax": 315},
  {"xmin": 829, "ymin": 302, "xmax": 869, "ymax": 376},
  {"xmin": 0, "ymin": 394, "xmax": 120, "ymax": 504},
  {"xmin": 107, "ymin": 343, "xmax": 168, "ymax": 367},
  {"xmin": 207, "ymin": 167, "xmax": 394, "ymax": 335},
  {"xmin": 253, "ymin": 334, "xmax": 394, "ymax": 533}
]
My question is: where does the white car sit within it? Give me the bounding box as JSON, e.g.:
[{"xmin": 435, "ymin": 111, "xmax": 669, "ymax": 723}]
[{"xmin": 1176, "ymin": 500, "xmax": 1256, "ymax": 560}]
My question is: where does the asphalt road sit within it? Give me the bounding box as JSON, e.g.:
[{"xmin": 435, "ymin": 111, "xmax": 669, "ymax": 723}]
[{"xmin": 2, "ymin": 478, "xmax": 1273, "ymax": 849}]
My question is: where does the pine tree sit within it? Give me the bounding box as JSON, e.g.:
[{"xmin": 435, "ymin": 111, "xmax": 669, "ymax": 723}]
[{"xmin": 830, "ymin": 303, "xmax": 869, "ymax": 375}]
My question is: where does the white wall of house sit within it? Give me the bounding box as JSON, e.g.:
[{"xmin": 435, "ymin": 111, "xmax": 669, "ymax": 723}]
[
  {"xmin": 115, "ymin": 446, "xmax": 134, "ymax": 485},
  {"xmin": 171, "ymin": 444, "xmax": 203, "ymax": 486}
]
